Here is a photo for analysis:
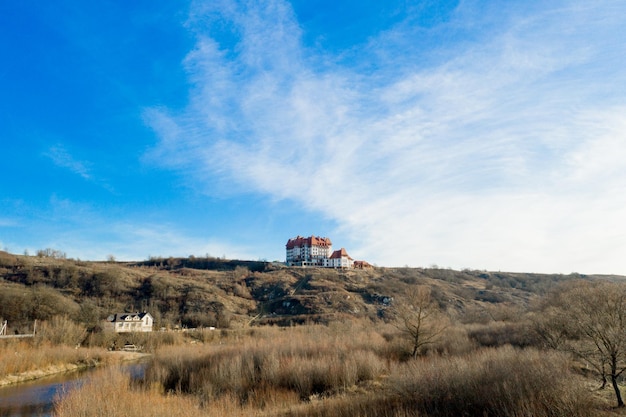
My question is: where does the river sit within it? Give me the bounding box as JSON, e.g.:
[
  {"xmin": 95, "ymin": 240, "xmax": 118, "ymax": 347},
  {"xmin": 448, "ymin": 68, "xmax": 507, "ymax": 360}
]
[{"xmin": 0, "ymin": 363, "xmax": 146, "ymax": 417}]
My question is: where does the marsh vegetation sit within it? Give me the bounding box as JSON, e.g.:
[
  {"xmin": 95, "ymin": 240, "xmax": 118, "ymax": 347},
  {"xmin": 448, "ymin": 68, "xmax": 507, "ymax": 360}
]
[
  {"xmin": 1, "ymin": 250, "xmax": 626, "ymax": 415},
  {"xmin": 52, "ymin": 323, "xmax": 597, "ymax": 417}
]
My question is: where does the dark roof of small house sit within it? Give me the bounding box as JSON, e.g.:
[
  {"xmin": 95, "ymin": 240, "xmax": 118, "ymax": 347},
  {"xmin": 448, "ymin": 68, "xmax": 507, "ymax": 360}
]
[{"xmin": 106, "ymin": 312, "xmax": 152, "ymax": 323}]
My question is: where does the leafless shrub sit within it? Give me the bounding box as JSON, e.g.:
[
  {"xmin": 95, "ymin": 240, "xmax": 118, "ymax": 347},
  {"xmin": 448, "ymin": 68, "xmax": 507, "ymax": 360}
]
[
  {"xmin": 35, "ymin": 316, "xmax": 87, "ymax": 346},
  {"xmin": 390, "ymin": 346, "xmax": 596, "ymax": 417},
  {"xmin": 536, "ymin": 280, "xmax": 626, "ymax": 407},
  {"xmin": 467, "ymin": 321, "xmax": 540, "ymax": 348},
  {"xmin": 426, "ymin": 324, "xmax": 475, "ymax": 355},
  {"xmin": 144, "ymin": 324, "xmax": 388, "ymax": 403}
]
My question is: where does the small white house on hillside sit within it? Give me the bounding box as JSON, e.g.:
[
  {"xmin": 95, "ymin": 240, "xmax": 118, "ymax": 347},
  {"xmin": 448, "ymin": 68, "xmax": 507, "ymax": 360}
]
[
  {"xmin": 104, "ymin": 312, "xmax": 153, "ymax": 333},
  {"xmin": 324, "ymin": 248, "xmax": 354, "ymax": 269}
]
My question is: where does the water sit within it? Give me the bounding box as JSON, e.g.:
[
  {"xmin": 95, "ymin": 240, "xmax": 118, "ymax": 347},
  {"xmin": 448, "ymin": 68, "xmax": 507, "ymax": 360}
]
[
  {"xmin": 0, "ymin": 363, "xmax": 146, "ymax": 417},
  {"xmin": 0, "ymin": 371, "xmax": 86, "ymax": 417}
]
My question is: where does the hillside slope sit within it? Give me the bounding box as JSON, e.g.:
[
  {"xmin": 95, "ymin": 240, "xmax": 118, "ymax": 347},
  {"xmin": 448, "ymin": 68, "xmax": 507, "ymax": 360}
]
[{"xmin": 0, "ymin": 250, "xmax": 618, "ymax": 332}]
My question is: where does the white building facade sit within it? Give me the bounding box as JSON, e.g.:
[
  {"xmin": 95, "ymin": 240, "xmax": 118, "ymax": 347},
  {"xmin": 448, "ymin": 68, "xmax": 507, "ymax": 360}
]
[
  {"xmin": 286, "ymin": 236, "xmax": 333, "ymax": 266},
  {"xmin": 104, "ymin": 312, "xmax": 153, "ymax": 333},
  {"xmin": 324, "ymin": 248, "xmax": 355, "ymax": 269},
  {"xmin": 286, "ymin": 236, "xmax": 354, "ymax": 268}
]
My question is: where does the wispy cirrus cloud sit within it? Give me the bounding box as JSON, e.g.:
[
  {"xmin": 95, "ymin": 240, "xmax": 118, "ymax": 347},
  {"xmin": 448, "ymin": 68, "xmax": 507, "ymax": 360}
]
[
  {"xmin": 43, "ymin": 144, "xmax": 118, "ymax": 193},
  {"xmin": 44, "ymin": 144, "xmax": 92, "ymax": 180},
  {"xmin": 146, "ymin": 0, "xmax": 626, "ymax": 273}
]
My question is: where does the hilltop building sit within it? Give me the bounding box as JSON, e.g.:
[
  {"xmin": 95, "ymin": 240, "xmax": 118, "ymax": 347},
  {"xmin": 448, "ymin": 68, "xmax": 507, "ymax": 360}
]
[
  {"xmin": 285, "ymin": 235, "xmax": 360, "ymax": 268},
  {"xmin": 285, "ymin": 235, "xmax": 332, "ymax": 267}
]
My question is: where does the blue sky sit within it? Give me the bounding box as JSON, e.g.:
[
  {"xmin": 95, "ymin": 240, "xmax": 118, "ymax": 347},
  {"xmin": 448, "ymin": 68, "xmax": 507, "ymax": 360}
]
[{"xmin": 1, "ymin": 0, "xmax": 626, "ymax": 273}]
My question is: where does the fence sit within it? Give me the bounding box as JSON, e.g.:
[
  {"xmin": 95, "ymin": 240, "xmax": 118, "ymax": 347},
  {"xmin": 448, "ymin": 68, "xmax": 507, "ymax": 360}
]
[{"xmin": 0, "ymin": 320, "xmax": 36, "ymax": 339}]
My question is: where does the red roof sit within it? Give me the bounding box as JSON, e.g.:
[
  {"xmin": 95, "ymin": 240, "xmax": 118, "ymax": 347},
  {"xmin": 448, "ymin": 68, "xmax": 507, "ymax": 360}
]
[
  {"xmin": 329, "ymin": 248, "xmax": 353, "ymax": 260},
  {"xmin": 286, "ymin": 235, "xmax": 332, "ymax": 249}
]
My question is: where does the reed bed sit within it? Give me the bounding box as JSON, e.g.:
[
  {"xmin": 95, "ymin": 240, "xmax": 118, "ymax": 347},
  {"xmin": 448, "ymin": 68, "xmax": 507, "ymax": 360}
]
[
  {"xmin": 389, "ymin": 345, "xmax": 596, "ymax": 417},
  {"xmin": 54, "ymin": 367, "xmax": 208, "ymax": 417},
  {"xmin": 145, "ymin": 323, "xmax": 389, "ymax": 403},
  {"xmin": 280, "ymin": 395, "xmax": 417, "ymax": 417},
  {"xmin": 0, "ymin": 340, "xmax": 109, "ymax": 378},
  {"xmin": 54, "ymin": 366, "xmax": 303, "ymax": 417},
  {"xmin": 53, "ymin": 324, "xmax": 602, "ymax": 417},
  {"xmin": 282, "ymin": 347, "xmax": 597, "ymax": 417}
]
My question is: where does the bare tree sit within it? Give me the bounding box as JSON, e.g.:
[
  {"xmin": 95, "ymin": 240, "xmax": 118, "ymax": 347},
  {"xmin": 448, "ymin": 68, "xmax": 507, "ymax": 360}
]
[
  {"xmin": 542, "ymin": 281, "xmax": 626, "ymax": 407},
  {"xmin": 394, "ymin": 285, "xmax": 447, "ymax": 358},
  {"xmin": 530, "ymin": 303, "xmax": 572, "ymax": 351}
]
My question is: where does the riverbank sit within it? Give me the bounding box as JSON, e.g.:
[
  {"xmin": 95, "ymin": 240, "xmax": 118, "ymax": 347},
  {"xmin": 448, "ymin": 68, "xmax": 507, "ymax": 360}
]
[{"xmin": 0, "ymin": 350, "xmax": 150, "ymax": 387}]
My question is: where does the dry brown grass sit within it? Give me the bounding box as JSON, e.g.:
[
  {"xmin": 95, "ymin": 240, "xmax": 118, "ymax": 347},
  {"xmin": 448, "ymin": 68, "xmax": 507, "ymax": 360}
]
[
  {"xmin": 51, "ymin": 324, "xmax": 608, "ymax": 417},
  {"xmin": 54, "ymin": 367, "xmax": 208, "ymax": 417},
  {"xmin": 390, "ymin": 345, "xmax": 597, "ymax": 417},
  {"xmin": 54, "ymin": 366, "xmax": 306, "ymax": 417},
  {"xmin": 0, "ymin": 340, "xmax": 109, "ymax": 379},
  {"xmin": 145, "ymin": 323, "xmax": 388, "ymax": 403},
  {"xmin": 280, "ymin": 347, "xmax": 599, "ymax": 417},
  {"xmin": 280, "ymin": 395, "xmax": 418, "ymax": 417}
]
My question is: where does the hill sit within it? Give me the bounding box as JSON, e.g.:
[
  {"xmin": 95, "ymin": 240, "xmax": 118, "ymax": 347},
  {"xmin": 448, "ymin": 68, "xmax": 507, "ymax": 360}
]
[{"xmin": 1, "ymin": 249, "xmax": 618, "ymax": 334}]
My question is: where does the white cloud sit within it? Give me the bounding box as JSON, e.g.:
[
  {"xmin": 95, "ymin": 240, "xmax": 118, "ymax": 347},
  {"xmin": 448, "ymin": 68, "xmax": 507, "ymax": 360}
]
[
  {"xmin": 146, "ymin": 0, "xmax": 626, "ymax": 273},
  {"xmin": 43, "ymin": 144, "xmax": 117, "ymax": 193},
  {"xmin": 44, "ymin": 144, "xmax": 92, "ymax": 180}
]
